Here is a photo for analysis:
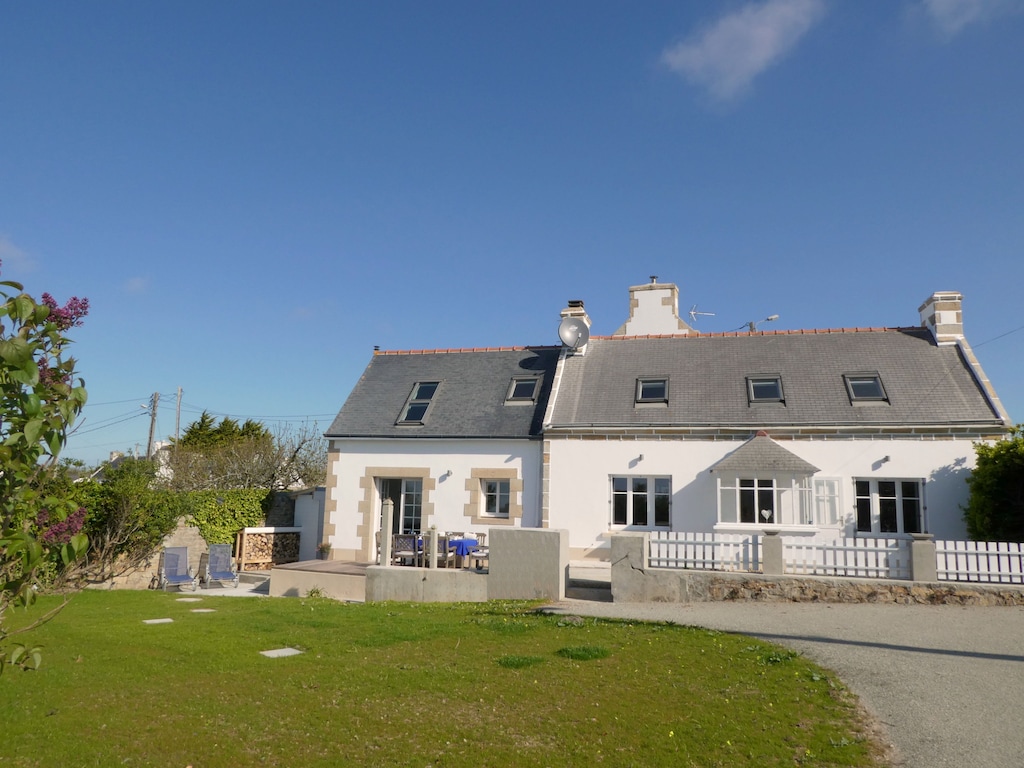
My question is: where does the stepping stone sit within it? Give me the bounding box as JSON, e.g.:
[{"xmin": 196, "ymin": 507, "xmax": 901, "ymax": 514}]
[
  {"xmin": 143, "ymin": 618, "xmax": 174, "ymax": 625},
  {"xmin": 191, "ymin": 609, "xmax": 216, "ymax": 614},
  {"xmin": 260, "ymin": 647, "xmax": 302, "ymax": 658},
  {"xmin": 176, "ymin": 598, "xmax": 203, "ymax": 603}
]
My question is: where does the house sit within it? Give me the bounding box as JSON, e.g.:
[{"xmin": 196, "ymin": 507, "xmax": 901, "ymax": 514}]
[{"xmin": 322, "ymin": 279, "xmax": 1012, "ymax": 562}]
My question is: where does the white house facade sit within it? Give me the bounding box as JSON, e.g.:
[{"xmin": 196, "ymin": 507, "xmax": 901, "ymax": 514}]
[{"xmin": 323, "ymin": 280, "xmax": 1011, "ymax": 562}]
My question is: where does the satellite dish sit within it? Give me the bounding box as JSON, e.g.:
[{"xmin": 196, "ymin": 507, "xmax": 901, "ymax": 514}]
[{"xmin": 558, "ymin": 316, "xmax": 590, "ymax": 349}]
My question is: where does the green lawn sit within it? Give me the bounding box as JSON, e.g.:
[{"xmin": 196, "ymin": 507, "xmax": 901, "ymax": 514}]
[{"xmin": 1, "ymin": 591, "xmax": 888, "ymax": 767}]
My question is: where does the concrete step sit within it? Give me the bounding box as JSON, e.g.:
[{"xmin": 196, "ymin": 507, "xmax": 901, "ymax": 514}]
[
  {"xmin": 239, "ymin": 571, "xmax": 270, "ymax": 585},
  {"xmin": 566, "ymin": 577, "xmax": 612, "ymax": 602},
  {"xmin": 565, "ymin": 584, "xmax": 613, "ymax": 602}
]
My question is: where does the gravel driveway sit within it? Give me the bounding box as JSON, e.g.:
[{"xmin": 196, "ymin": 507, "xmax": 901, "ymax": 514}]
[{"xmin": 544, "ymin": 599, "xmax": 1024, "ymax": 768}]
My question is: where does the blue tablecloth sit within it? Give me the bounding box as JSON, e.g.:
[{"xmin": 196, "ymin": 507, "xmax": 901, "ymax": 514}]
[{"xmin": 448, "ymin": 538, "xmax": 478, "ymax": 557}]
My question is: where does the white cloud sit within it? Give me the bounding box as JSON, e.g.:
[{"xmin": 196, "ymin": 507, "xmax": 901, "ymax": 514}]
[
  {"xmin": 661, "ymin": 0, "xmax": 826, "ymax": 101},
  {"xmin": 921, "ymin": 0, "xmax": 1021, "ymax": 37},
  {"xmin": 123, "ymin": 276, "xmax": 149, "ymax": 294},
  {"xmin": 0, "ymin": 235, "xmax": 36, "ymax": 275}
]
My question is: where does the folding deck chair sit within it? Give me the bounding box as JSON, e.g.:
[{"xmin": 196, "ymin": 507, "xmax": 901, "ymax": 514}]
[
  {"xmin": 200, "ymin": 543, "xmax": 239, "ymax": 589},
  {"xmin": 158, "ymin": 546, "xmax": 198, "ymax": 591}
]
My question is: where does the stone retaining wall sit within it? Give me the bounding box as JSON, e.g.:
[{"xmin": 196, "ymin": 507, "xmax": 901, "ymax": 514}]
[
  {"xmin": 698, "ymin": 573, "xmax": 1024, "ymax": 606},
  {"xmin": 612, "ymin": 531, "xmax": 1024, "ymax": 607}
]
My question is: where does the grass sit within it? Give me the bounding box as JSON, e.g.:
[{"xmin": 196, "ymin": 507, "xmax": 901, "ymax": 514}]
[{"xmin": 1, "ymin": 590, "xmax": 889, "ymax": 768}]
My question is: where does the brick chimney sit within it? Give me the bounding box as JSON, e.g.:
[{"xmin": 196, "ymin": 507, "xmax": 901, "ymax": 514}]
[{"xmin": 918, "ymin": 291, "xmax": 963, "ymax": 345}]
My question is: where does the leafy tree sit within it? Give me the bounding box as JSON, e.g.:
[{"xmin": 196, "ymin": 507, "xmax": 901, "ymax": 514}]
[
  {"xmin": 0, "ymin": 263, "xmax": 89, "ymax": 672},
  {"xmin": 72, "ymin": 458, "xmax": 187, "ymax": 585},
  {"xmin": 167, "ymin": 413, "xmax": 325, "ymax": 491},
  {"xmin": 177, "ymin": 411, "xmax": 271, "ymax": 449},
  {"xmin": 964, "ymin": 425, "xmax": 1024, "ymax": 542}
]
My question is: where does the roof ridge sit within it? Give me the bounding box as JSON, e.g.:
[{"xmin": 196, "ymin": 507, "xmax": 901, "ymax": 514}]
[
  {"xmin": 374, "ymin": 344, "xmax": 562, "ymax": 356},
  {"xmin": 593, "ymin": 326, "xmax": 923, "ymax": 340}
]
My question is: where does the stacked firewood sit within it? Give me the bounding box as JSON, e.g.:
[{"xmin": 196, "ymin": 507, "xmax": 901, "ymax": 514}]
[{"xmin": 238, "ymin": 531, "xmax": 300, "ymax": 570}]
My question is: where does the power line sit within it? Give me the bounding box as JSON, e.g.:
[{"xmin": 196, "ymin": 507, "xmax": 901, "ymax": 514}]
[
  {"xmin": 975, "ymin": 322, "xmax": 1024, "ymax": 349},
  {"xmin": 71, "ymin": 410, "xmax": 148, "ymax": 436},
  {"xmin": 177, "ymin": 401, "xmax": 335, "ymax": 421}
]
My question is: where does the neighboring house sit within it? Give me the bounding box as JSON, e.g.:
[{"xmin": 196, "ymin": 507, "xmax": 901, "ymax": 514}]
[{"xmin": 323, "ymin": 279, "xmax": 1012, "ymax": 562}]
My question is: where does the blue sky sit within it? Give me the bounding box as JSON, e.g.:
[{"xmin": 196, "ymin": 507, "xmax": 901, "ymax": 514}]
[{"xmin": 2, "ymin": 0, "xmax": 1022, "ymax": 466}]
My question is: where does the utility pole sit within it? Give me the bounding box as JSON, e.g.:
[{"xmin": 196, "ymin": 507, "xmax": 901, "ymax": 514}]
[
  {"xmin": 175, "ymin": 387, "xmax": 183, "ymax": 446},
  {"xmin": 146, "ymin": 392, "xmax": 159, "ymax": 459}
]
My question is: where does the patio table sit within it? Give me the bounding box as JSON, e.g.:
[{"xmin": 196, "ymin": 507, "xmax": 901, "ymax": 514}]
[{"xmin": 448, "ymin": 538, "xmax": 478, "ymax": 567}]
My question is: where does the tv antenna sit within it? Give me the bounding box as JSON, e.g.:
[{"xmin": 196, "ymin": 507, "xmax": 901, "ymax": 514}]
[{"xmin": 688, "ymin": 304, "xmax": 716, "ymax": 325}]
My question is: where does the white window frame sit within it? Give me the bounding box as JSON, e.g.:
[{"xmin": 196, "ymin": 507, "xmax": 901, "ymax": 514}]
[
  {"xmin": 716, "ymin": 474, "xmax": 840, "ymax": 529},
  {"xmin": 611, "ymin": 476, "xmax": 672, "ymax": 528},
  {"xmin": 482, "ymin": 479, "xmax": 511, "ymax": 518}
]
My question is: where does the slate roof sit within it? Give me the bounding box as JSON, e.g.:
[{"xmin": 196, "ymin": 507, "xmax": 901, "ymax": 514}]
[
  {"xmin": 547, "ymin": 328, "xmax": 1005, "ymax": 429},
  {"xmin": 710, "ymin": 433, "xmax": 820, "ymax": 474},
  {"xmin": 326, "ymin": 347, "xmax": 561, "ymax": 439}
]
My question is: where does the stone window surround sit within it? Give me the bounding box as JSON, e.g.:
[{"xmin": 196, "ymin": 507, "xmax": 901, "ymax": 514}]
[
  {"xmin": 354, "ymin": 467, "xmax": 436, "ymax": 563},
  {"xmin": 465, "ymin": 468, "xmax": 523, "ymax": 527}
]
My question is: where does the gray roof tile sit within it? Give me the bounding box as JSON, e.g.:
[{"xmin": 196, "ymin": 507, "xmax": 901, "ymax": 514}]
[
  {"xmin": 326, "ymin": 347, "xmax": 561, "ymax": 439},
  {"xmin": 710, "ymin": 433, "xmax": 820, "ymax": 473},
  {"xmin": 548, "ymin": 329, "xmax": 1003, "ymax": 428}
]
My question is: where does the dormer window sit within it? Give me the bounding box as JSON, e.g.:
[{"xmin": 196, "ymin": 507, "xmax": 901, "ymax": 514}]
[
  {"xmin": 505, "ymin": 376, "xmax": 540, "ymax": 404},
  {"xmin": 635, "ymin": 377, "xmax": 669, "ymax": 405},
  {"xmin": 397, "ymin": 381, "xmax": 439, "ymax": 424},
  {"xmin": 747, "ymin": 375, "xmax": 784, "ymax": 404},
  {"xmin": 844, "ymin": 373, "xmax": 887, "ymax": 403}
]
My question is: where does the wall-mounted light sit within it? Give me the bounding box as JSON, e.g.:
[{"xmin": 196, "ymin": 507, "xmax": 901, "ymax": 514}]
[
  {"xmin": 637, "ymin": 454, "xmax": 644, "ymax": 462},
  {"xmin": 881, "ymin": 455, "xmax": 891, "ymax": 464}
]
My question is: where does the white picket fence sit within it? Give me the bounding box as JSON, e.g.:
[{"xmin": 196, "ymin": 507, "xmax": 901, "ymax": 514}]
[
  {"xmin": 784, "ymin": 537, "xmax": 911, "ymax": 580},
  {"xmin": 936, "ymin": 540, "xmax": 1024, "ymax": 584},
  {"xmin": 648, "ymin": 531, "xmax": 760, "ymax": 572},
  {"xmin": 648, "ymin": 532, "xmax": 1024, "ymax": 584}
]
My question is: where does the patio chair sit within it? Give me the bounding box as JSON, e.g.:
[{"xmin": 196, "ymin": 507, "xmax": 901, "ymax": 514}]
[
  {"xmin": 470, "ymin": 532, "xmax": 489, "ymax": 571},
  {"xmin": 391, "ymin": 534, "xmax": 420, "ymax": 567},
  {"xmin": 432, "ymin": 533, "xmax": 455, "ymax": 568},
  {"xmin": 200, "ymin": 544, "xmax": 239, "ymax": 589},
  {"xmin": 158, "ymin": 546, "xmax": 198, "ymax": 591}
]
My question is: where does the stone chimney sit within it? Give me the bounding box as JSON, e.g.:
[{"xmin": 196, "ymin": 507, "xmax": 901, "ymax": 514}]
[
  {"xmin": 613, "ymin": 276, "xmax": 693, "ymax": 336},
  {"xmin": 558, "ymin": 298, "xmax": 591, "ymax": 352},
  {"xmin": 559, "ymin": 298, "xmax": 591, "ymax": 326},
  {"xmin": 918, "ymin": 291, "xmax": 963, "ymax": 345}
]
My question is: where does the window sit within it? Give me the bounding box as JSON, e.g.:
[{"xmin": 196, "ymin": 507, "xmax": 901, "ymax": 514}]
[
  {"xmin": 844, "ymin": 373, "xmax": 887, "ymax": 402},
  {"xmin": 483, "ymin": 479, "xmax": 510, "ymax": 517},
  {"xmin": 747, "ymin": 375, "xmax": 784, "ymax": 403},
  {"xmin": 635, "ymin": 378, "xmax": 668, "ymax": 404},
  {"xmin": 611, "ymin": 476, "xmax": 671, "ymax": 527},
  {"xmin": 467, "ymin": 468, "xmax": 522, "ymax": 524},
  {"xmin": 717, "ymin": 475, "xmax": 839, "ymax": 527},
  {"xmin": 855, "ymin": 479, "xmax": 923, "ymax": 534},
  {"xmin": 740, "ymin": 478, "xmax": 776, "ymax": 523},
  {"xmin": 397, "ymin": 381, "xmax": 439, "ymax": 424},
  {"xmin": 381, "ymin": 478, "xmax": 424, "ymax": 534},
  {"xmin": 505, "ymin": 377, "xmax": 540, "ymax": 403}
]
